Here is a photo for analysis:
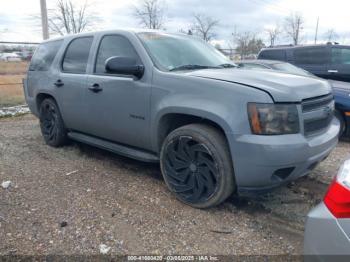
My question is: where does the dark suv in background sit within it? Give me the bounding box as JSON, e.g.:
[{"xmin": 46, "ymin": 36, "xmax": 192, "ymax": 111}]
[
  {"xmin": 258, "ymin": 44, "xmax": 350, "ymax": 138},
  {"xmin": 258, "ymin": 44, "xmax": 350, "ymax": 82}
]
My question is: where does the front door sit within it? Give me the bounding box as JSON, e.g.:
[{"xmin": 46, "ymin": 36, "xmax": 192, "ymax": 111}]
[{"xmin": 85, "ymin": 34, "xmax": 151, "ymax": 149}]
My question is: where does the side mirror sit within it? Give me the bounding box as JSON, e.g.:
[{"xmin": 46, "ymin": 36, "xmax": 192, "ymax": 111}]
[{"xmin": 105, "ymin": 56, "xmax": 144, "ymax": 79}]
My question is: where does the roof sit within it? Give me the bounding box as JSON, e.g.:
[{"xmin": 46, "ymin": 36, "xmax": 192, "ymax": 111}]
[
  {"xmin": 41, "ymin": 28, "xmax": 186, "ymax": 44},
  {"xmin": 261, "ymin": 43, "xmax": 350, "ymax": 51}
]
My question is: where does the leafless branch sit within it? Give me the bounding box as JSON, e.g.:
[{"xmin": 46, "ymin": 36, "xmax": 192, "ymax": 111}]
[
  {"xmin": 265, "ymin": 25, "xmax": 280, "ymax": 47},
  {"xmin": 284, "ymin": 12, "xmax": 304, "ymax": 45},
  {"xmin": 192, "ymin": 13, "xmax": 219, "ymax": 42},
  {"xmin": 48, "ymin": 0, "xmax": 100, "ymax": 36},
  {"xmin": 324, "ymin": 29, "xmax": 339, "ymax": 42},
  {"xmin": 133, "ymin": 0, "xmax": 166, "ymax": 29}
]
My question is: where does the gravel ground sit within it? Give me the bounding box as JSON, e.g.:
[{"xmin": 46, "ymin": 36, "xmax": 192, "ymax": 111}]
[{"xmin": 0, "ymin": 114, "xmax": 349, "ymax": 256}]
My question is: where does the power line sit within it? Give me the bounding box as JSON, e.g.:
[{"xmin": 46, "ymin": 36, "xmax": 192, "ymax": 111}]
[
  {"xmin": 256, "ymin": 0, "xmax": 295, "ymax": 14},
  {"xmin": 246, "ymin": 0, "xmax": 290, "ymax": 16},
  {"xmin": 0, "ymin": 41, "xmax": 39, "ymax": 45}
]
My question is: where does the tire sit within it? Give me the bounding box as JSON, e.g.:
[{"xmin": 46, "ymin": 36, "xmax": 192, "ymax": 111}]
[
  {"xmin": 335, "ymin": 110, "xmax": 346, "ymax": 138},
  {"xmin": 39, "ymin": 98, "xmax": 68, "ymax": 147},
  {"xmin": 160, "ymin": 123, "xmax": 235, "ymax": 209}
]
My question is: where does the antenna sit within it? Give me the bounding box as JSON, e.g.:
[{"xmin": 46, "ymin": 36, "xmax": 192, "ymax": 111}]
[{"xmin": 314, "ymin": 17, "xmax": 319, "ymax": 44}]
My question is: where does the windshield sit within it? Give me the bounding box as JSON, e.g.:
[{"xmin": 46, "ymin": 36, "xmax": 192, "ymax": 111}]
[
  {"xmin": 137, "ymin": 32, "xmax": 234, "ymax": 71},
  {"xmin": 271, "ymin": 62, "xmax": 313, "ymax": 77}
]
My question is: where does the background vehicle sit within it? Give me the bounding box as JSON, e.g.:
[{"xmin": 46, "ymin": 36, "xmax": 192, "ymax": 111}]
[
  {"xmin": 238, "ymin": 59, "xmax": 314, "ymax": 77},
  {"xmin": 304, "ymin": 159, "xmax": 350, "ymax": 258},
  {"xmin": 238, "ymin": 60, "xmax": 350, "ymax": 138},
  {"xmin": 0, "ymin": 52, "xmax": 22, "ymax": 62},
  {"xmin": 24, "ymin": 30, "xmax": 339, "ymax": 208},
  {"xmin": 258, "ymin": 44, "xmax": 350, "ymax": 83}
]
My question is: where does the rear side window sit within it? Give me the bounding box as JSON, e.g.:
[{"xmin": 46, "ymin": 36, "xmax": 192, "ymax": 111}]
[
  {"xmin": 95, "ymin": 35, "xmax": 140, "ymax": 74},
  {"xmin": 294, "ymin": 47, "xmax": 328, "ymax": 65},
  {"xmin": 62, "ymin": 37, "xmax": 93, "ymax": 73},
  {"xmin": 332, "ymin": 48, "xmax": 350, "ymax": 65},
  {"xmin": 29, "ymin": 40, "xmax": 63, "ymax": 71},
  {"xmin": 258, "ymin": 50, "xmax": 286, "ymax": 61}
]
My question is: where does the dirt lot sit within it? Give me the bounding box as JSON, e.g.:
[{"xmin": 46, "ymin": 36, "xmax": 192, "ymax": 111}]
[{"xmin": 0, "ymin": 114, "xmax": 349, "ymax": 256}]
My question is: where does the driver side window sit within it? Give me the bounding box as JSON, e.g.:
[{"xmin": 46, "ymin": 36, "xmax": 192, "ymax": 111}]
[{"xmin": 95, "ymin": 35, "xmax": 141, "ymax": 74}]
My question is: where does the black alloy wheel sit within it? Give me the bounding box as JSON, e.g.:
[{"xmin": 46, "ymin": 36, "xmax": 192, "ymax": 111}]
[
  {"xmin": 163, "ymin": 136, "xmax": 219, "ymax": 203},
  {"xmin": 160, "ymin": 124, "xmax": 235, "ymax": 208},
  {"xmin": 39, "ymin": 98, "xmax": 67, "ymax": 147}
]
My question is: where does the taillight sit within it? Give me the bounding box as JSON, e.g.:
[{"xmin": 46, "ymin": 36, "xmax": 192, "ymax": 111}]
[{"xmin": 324, "ymin": 159, "xmax": 350, "ymax": 218}]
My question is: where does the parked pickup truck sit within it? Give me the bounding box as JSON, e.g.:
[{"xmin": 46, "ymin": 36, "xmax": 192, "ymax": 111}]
[{"xmin": 24, "ymin": 30, "xmax": 340, "ymax": 208}]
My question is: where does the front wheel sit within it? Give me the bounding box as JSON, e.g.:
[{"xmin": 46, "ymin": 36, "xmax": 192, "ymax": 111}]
[
  {"xmin": 39, "ymin": 98, "xmax": 68, "ymax": 147},
  {"xmin": 160, "ymin": 124, "xmax": 235, "ymax": 209},
  {"xmin": 335, "ymin": 110, "xmax": 346, "ymax": 138}
]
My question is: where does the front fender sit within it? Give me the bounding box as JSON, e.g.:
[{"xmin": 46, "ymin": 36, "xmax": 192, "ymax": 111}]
[{"xmin": 151, "ymin": 96, "xmax": 235, "ymax": 152}]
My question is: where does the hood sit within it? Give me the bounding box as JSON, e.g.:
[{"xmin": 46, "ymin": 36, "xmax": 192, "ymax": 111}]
[
  {"xmin": 186, "ymin": 68, "xmax": 331, "ymax": 102},
  {"xmin": 328, "ymin": 80, "xmax": 350, "ymax": 92}
]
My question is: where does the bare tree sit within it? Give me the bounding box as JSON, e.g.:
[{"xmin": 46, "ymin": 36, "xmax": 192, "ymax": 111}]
[
  {"xmin": 284, "ymin": 13, "xmax": 304, "ymax": 45},
  {"xmin": 48, "ymin": 0, "xmax": 99, "ymax": 36},
  {"xmin": 324, "ymin": 29, "xmax": 339, "ymax": 42},
  {"xmin": 192, "ymin": 13, "xmax": 219, "ymax": 42},
  {"xmin": 133, "ymin": 0, "xmax": 166, "ymax": 29},
  {"xmin": 265, "ymin": 25, "xmax": 280, "ymax": 47},
  {"xmin": 234, "ymin": 31, "xmax": 265, "ymax": 59}
]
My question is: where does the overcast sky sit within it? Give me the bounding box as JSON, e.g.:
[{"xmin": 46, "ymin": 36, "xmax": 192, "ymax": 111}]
[{"xmin": 0, "ymin": 0, "xmax": 349, "ymax": 47}]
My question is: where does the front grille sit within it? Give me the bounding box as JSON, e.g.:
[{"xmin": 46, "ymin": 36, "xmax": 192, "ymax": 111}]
[
  {"xmin": 302, "ymin": 94, "xmax": 334, "ymax": 136},
  {"xmin": 304, "ymin": 115, "xmax": 333, "ymax": 134},
  {"xmin": 302, "ymin": 94, "xmax": 334, "ymax": 112}
]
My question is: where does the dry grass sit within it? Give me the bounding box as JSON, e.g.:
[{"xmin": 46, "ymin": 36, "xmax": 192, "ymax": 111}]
[
  {"xmin": 0, "ymin": 75, "xmax": 25, "ymax": 106},
  {"xmin": 0, "ymin": 61, "xmax": 28, "ymax": 75},
  {"xmin": 0, "ymin": 62, "xmax": 28, "ymax": 106}
]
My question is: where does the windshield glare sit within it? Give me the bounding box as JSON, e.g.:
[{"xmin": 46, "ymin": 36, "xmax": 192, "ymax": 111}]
[{"xmin": 137, "ymin": 32, "xmax": 233, "ymax": 71}]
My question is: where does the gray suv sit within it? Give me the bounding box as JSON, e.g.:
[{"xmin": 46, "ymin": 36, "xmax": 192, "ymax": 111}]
[{"xmin": 24, "ymin": 30, "xmax": 340, "ymax": 208}]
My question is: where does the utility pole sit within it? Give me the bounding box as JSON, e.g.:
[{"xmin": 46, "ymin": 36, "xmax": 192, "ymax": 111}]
[
  {"xmin": 314, "ymin": 17, "xmax": 319, "ymax": 44},
  {"xmin": 40, "ymin": 0, "xmax": 49, "ymax": 40}
]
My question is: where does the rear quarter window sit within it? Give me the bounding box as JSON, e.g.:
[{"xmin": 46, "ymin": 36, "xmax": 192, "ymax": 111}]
[
  {"xmin": 29, "ymin": 40, "xmax": 63, "ymax": 71},
  {"xmin": 258, "ymin": 50, "xmax": 286, "ymax": 61}
]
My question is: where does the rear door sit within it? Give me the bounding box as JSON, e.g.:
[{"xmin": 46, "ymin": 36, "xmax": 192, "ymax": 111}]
[
  {"xmin": 85, "ymin": 34, "xmax": 152, "ymax": 149},
  {"xmin": 53, "ymin": 36, "xmax": 94, "ymax": 132},
  {"xmin": 328, "ymin": 46, "xmax": 350, "ymax": 82},
  {"xmin": 293, "ymin": 46, "xmax": 330, "ymax": 78}
]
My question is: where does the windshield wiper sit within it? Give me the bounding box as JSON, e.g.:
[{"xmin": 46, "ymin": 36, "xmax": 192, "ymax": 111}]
[
  {"xmin": 218, "ymin": 63, "xmax": 237, "ymax": 68},
  {"xmin": 169, "ymin": 64, "xmax": 220, "ymax": 71}
]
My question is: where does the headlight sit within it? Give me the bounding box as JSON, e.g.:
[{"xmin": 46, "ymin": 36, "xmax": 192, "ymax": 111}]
[{"xmin": 247, "ymin": 103, "xmax": 300, "ymax": 135}]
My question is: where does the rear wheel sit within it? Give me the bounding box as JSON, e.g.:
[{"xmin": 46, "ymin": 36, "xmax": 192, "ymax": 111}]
[
  {"xmin": 39, "ymin": 98, "xmax": 68, "ymax": 147},
  {"xmin": 160, "ymin": 124, "xmax": 235, "ymax": 208}
]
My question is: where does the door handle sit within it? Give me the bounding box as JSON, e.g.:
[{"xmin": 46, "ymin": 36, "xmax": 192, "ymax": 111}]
[
  {"xmin": 88, "ymin": 83, "xmax": 103, "ymax": 93},
  {"xmin": 328, "ymin": 70, "xmax": 338, "ymax": 73},
  {"xmin": 54, "ymin": 79, "xmax": 64, "ymax": 87}
]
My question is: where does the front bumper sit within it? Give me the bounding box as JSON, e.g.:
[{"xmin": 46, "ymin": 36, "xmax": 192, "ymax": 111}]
[
  {"xmin": 304, "ymin": 202, "xmax": 350, "ymax": 259},
  {"xmin": 229, "ymin": 117, "xmax": 339, "ymax": 194}
]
